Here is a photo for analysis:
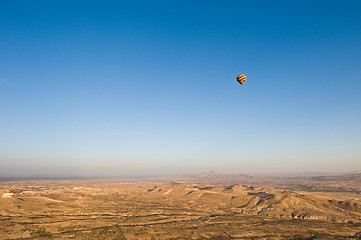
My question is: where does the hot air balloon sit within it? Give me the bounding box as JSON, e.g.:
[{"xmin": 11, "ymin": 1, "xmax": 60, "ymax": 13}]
[{"xmin": 236, "ymin": 74, "xmax": 247, "ymax": 85}]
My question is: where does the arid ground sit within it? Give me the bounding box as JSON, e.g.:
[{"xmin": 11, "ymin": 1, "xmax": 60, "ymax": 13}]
[{"xmin": 1, "ymin": 172, "xmax": 361, "ymax": 239}]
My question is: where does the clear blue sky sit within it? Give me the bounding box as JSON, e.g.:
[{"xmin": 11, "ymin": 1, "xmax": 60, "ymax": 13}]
[{"xmin": 1, "ymin": 1, "xmax": 360, "ymax": 177}]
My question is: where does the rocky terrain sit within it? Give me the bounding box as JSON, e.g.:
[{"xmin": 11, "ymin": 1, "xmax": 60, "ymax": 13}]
[{"xmin": 1, "ymin": 173, "xmax": 361, "ymax": 239}]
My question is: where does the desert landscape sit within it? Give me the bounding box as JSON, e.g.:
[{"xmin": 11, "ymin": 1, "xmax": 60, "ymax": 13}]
[
  {"xmin": 2, "ymin": 1, "xmax": 361, "ymax": 239},
  {"xmin": 1, "ymin": 172, "xmax": 361, "ymax": 239}
]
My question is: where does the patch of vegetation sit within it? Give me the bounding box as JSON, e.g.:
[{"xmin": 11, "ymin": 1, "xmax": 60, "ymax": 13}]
[
  {"xmin": 30, "ymin": 228, "xmax": 53, "ymax": 238},
  {"xmin": 28, "ymin": 216, "xmax": 45, "ymax": 219}
]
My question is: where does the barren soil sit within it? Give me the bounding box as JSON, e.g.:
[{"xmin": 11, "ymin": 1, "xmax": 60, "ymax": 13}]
[{"xmin": 1, "ymin": 174, "xmax": 361, "ymax": 239}]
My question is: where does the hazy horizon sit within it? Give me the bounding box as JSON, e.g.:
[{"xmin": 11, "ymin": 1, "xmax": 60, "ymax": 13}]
[{"xmin": 1, "ymin": 1, "xmax": 361, "ymax": 177}]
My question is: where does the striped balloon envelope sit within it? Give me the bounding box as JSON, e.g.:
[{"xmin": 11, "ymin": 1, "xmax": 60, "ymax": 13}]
[{"xmin": 236, "ymin": 74, "xmax": 247, "ymax": 85}]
